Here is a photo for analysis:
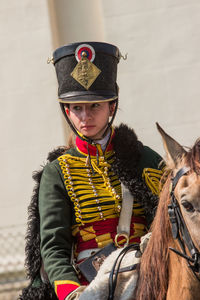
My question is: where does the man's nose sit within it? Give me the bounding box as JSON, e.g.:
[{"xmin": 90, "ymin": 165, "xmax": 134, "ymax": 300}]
[{"xmin": 81, "ymin": 107, "xmax": 91, "ymax": 120}]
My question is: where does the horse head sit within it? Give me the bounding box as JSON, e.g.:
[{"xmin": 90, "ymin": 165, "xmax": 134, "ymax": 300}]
[
  {"xmin": 156, "ymin": 123, "xmax": 200, "ymax": 254},
  {"xmin": 135, "ymin": 124, "xmax": 200, "ymax": 300},
  {"xmin": 155, "ymin": 123, "xmax": 200, "ymax": 300}
]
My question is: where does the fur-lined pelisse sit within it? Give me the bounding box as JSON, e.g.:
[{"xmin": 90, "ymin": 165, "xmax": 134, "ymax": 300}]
[{"xmin": 19, "ymin": 125, "xmax": 158, "ymax": 299}]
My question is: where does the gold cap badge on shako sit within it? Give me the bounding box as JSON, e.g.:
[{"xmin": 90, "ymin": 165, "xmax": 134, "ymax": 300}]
[
  {"xmin": 52, "ymin": 41, "xmax": 121, "ymax": 103},
  {"xmin": 71, "ymin": 44, "xmax": 101, "ymax": 90}
]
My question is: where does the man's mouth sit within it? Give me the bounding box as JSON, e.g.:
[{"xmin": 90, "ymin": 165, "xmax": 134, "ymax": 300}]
[{"xmin": 81, "ymin": 125, "xmax": 95, "ymax": 129}]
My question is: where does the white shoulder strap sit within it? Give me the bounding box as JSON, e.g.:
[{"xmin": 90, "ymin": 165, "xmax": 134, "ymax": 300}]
[{"xmin": 115, "ymin": 183, "xmax": 134, "ymax": 247}]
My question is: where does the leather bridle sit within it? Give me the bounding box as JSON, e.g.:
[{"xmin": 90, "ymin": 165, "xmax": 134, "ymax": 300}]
[
  {"xmin": 107, "ymin": 166, "xmax": 200, "ymax": 300},
  {"xmin": 107, "ymin": 244, "xmax": 140, "ymax": 300},
  {"xmin": 168, "ymin": 166, "xmax": 200, "ymax": 281}
]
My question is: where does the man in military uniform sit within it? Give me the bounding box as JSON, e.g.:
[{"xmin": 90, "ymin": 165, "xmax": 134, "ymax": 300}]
[{"xmin": 20, "ymin": 42, "xmax": 163, "ymax": 300}]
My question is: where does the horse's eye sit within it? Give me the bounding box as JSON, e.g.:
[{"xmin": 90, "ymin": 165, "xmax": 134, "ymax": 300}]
[{"xmin": 181, "ymin": 201, "xmax": 195, "ymax": 213}]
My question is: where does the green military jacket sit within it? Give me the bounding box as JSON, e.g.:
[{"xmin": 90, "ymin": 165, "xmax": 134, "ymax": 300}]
[{"xmin": 21, "ymin": 124, "xmax": 164, "ymax": 300}]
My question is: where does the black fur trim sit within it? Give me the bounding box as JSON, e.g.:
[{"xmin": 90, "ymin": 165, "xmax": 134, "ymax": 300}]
[
  {"xmin": 47, "ymin": 147, "xmax": 67, "ymax": 162},
  {"xmin": 18, "ymin": 281, "xmax": 57, "ymax": 300},
  {"xmin": 112, "ymin": 124, "xmax": 158, "ymax": 226},
  {"xmin": 113, "ymin": 123, "xmax": 143, "ymax": 177},
  {"xmin": 24, "ymin": 169, "xmax": 42, "ymax": 280},
  {"xmin": 20, "ymin": 147, "xmax": 67, "ymax": 299}
]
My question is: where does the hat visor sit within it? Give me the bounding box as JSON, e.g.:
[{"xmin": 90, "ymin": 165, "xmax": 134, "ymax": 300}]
[{"xmin": 58, "ymin": 91, "xmax": 117, "ymax": 103}]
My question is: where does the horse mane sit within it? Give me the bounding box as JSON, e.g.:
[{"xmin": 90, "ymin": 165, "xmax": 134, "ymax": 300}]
[
  {"xmin": 134, "ymin": 175, "xmax": 173, "ymax": 300},
  {"xmin": 186, "ymin": 138, "xmax": 200, "ymax": 175}
]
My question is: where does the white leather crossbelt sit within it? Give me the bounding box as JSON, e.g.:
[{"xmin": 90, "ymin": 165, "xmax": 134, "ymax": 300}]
[
  {"xmin": 77, "ymin": 248, "xmax": 99, "ymax": 262},
  {"xmin": 115, "ymin": 184, "xmax": 134, "ymax": 247}
]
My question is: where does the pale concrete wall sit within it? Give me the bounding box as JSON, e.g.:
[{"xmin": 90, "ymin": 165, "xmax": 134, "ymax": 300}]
[
  {"xmin": 0, "ymin": 1, "xmax": 63, "ymax": 227},
  {"xmin": 101, "ymin": 0, "xmax": 200, "ymax": 156},
  {"xmin": 48, "ymin": 0, "xmax": 105, "ymax": 47},
  {"xmin": 1, "ymin": 0, "xmax": 200, "ymax": 227}
]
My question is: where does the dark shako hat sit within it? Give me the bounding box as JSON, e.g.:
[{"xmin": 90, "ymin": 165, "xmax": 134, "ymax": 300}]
[{"xmin": 52, "ymin": 41, "xmax": 121, "ymax": 103}]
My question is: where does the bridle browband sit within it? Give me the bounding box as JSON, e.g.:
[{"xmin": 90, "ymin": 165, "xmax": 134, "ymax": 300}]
[{"xmin": 168, "ymin": 166, "xmax": 200, "ymax": 281}]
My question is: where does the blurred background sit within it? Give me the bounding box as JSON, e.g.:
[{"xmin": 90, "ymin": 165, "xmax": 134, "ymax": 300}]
[{"xmin": 1, "ymin": 0, "xmax": 200, "ymax": 298}]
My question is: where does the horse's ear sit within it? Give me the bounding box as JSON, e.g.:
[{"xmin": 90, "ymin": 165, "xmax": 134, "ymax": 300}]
[{"xmin": 156, "ymin": 122, "xmax": 186, "ymax": 168}]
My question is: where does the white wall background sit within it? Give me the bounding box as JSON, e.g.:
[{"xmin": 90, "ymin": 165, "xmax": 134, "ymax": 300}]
[
  {"xmin": 1, "ymin": 0, "xmax": 200, "ymax": 228},
  {"xmin": 102, "ymin": 0, "xmax": 200, "ymax": 155},
  {"xmin": 0, "ymin": 1, "xmax": 62, "ymax": 227}
]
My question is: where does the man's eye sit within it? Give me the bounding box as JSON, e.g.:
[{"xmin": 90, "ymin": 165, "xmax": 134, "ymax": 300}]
[
  {"xmin": 92, "ymin": 103, "xmax": 100, "ymax": 108},
  {"xmin": 73, "ymin": 106, "xmax": 81, "ymax": 111}
]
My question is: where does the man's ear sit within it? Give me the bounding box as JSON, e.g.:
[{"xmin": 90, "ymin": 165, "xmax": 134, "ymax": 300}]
[{"xmin": 109, "ymin": 102, "xmax": 116, "ymax": 116}]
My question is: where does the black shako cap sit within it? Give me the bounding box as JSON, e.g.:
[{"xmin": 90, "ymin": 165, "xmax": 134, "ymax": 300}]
[{"xmin": 53, "ymin": 41, "xmax": 121, "ymax": 103}]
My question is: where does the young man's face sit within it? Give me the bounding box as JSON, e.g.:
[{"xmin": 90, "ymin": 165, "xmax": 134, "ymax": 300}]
[{"xmin": 65, "ymin": 102, "xmax": 115, "ymax": 140}]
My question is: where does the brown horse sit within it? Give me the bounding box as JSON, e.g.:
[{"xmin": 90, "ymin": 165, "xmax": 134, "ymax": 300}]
[{"xmin": 134, "ymin": 124, "xmax": 200, "ymax": 300}]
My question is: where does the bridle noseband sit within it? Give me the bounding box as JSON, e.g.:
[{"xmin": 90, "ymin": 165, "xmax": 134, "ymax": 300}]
[{"xmin": 168, "ymin": 166, "xmax": 200, "ymax": 281}]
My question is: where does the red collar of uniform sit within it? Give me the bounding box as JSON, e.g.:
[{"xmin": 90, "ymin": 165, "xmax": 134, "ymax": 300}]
[{"xmin": 76, "ymin": 128, "xmax": 115, "ymax": 157}]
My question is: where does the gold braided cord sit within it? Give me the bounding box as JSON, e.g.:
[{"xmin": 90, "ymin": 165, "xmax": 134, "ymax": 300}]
[
  {"xmin": 78, "ymin": 199, "xmax": 116, "ymax": 207},
  {"xmin": 82, "ymin": 233, "xmax": 96, "ymax": 242},
  {"xmin": 79, "ymin": 206, "xmax": 111, "ymax": 213},
  {"xmin": 95, "ymin": 233, "xmax": 111, "ymax": 242},
  {"xmin": 142, "ymin": 167, "xmax": 163, "ymax": 195},
  {"xmin": 58, "ymin": 152, "xmax": 148, "ymax": 224},
  {"xmin": 75, "ymin": 195, "xmax": 113, "ymax": 203},
  {"xmin": 80, "ymin": 208, "xmax": 118, "ymax": 218},
  {"xmin": 58, "ymin": 153, "xmax": 122, "ymax": 224},
  {"xmin": 77, "ymin": 214, "xmax": 118, "ymax": 223},
  {"xmin": 71, "ymin": 183, "xmax": 120, "ymax": 196},
  {"xmin": 133, "ymin": 222, "xmax": 146, "ymax": 230},
  {"xmin": 71, "ymin": 226, "xmax": 80, "ymax": 236},
  {"xmin": 132, "ymin": 208, "xmax": 144, "ymax": 216},
  {"xmin": 67, "ymin": 156, "xmax": 111, "ymax": 168},
  {"xmin": 80, "ymin": 226, "xmax": 95, "ymax": 235}
]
